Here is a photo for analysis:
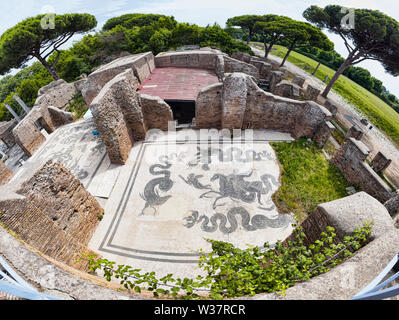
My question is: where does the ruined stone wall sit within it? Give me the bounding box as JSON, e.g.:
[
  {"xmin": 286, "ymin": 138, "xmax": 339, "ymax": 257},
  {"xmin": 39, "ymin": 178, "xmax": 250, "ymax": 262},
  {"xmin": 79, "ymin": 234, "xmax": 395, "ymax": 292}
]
[
  {"xmin": 223, "ymin": 56, "xmax": 259, "ymax": 80},
  {"xmin": 194, "ymin": 72, "xmax": 332, "ymax": 145},
  {"xmin": 155, "ymin": 50, "xmax": 220, "ymax": 70},
  {"xmin": 332, "ymin": 138, "xmax": 395, "ymax": 203},
  {"xmin": 284, "ymin": 191, "xmax": 395, "ymax": 250},
  {"xmin": 371, "ymin": 152, "xmax": 392, "ymax": 173},
  {"xmin": 221, "ymin": 73, "xmax": 248, "ymax": 130},
  {"xmin": 231, "ymin": 52, "xmax": 273, "ymax": 80},
  {"xmin": 0, "ymin": 161, "xmax": 12, "ymax": 185},
  {"xmin": 272, "ymin": 80, "xmax": 302, "ymax": 100},
  {"xmin": 0, "ymin": 160, "xmax": 102, "ymax": 271},
  {"xmin": 12, "ymin": 120, "xmax": 46, "ymax": 157},
  {"xmin": 155, "ymin": 50, "xmax": 260, "ymax": 80},
  {"xmin": 140, "ymin": 94, "xmax": 173, "ymax": 132},
  {"xmin": 17, "ymin": 160, "xmax": 102, "ymax": 244},
  {"xmin": 12, "ymin": 105, "xmax": 74, "ymax": 157},
  {"xmin": 36, "ymin": 79, "xmax": 77, "ymax": 110},
  {"xmin": 243, "ymin": 74, "xmax": 332, "ymax": 141},
  {"xmin": 90, "ymin": 69, "xmax": 144, "ymax": 164},
  {"xmin": 384, "ymin": 191, "xmax": 399, "ymax": 216},
  {"xmin": 82, "ymin": 52, "xmax": 154, "ymax": 105},
  {"xmin": 254, "ymin": 192, "xmax": 399, "ymax": 300},
  {"xmin": 0, "ymin": 120, "xmax": 17, "ymax": 148},
  {"xmin": 195, "ymin": 83, "xmax": 223, "ymax": 129}
]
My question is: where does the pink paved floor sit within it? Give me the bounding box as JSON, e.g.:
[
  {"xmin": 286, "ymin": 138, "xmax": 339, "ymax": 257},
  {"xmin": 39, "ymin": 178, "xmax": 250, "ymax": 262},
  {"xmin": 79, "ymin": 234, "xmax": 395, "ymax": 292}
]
[{"xmin": 138, "ymin": 67, "xmax": 220, "ymax": 101}]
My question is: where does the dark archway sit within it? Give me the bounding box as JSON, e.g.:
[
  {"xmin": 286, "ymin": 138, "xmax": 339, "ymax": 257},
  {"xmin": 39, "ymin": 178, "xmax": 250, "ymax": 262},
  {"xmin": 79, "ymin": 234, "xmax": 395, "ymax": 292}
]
[{"xmin": 165, "ymin": 100, "xmax": 195, "ymax": 125}]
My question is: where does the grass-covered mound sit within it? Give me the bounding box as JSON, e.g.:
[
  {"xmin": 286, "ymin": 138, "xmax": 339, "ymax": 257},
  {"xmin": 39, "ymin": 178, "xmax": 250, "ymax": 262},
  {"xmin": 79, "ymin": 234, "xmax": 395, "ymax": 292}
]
[{"xmin": 271, "ymin": 138, "xmax": 351, "ymax": 223}]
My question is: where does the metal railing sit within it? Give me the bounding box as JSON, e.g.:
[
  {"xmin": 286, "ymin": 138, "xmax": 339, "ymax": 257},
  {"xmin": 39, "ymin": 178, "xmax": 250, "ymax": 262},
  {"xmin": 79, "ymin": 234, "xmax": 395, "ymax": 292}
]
[
  {"xmin": 351, "ymin": 252, "xmax": 399, "ymax": 300},
  {"xmin": 0, "ymin": 256, "xmax": 61, "ymax": 300}
]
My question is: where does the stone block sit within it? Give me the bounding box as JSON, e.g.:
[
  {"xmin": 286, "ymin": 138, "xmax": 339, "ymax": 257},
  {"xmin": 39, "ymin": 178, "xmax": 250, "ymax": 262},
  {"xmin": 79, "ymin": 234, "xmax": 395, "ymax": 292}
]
[
  {"xmin": 345, "ymin": 125, "xmax": 364, "ymax": 140},
  {"xmin": 140, "ymin": 94, "xmax": 173, "ymax": 132},
  {"xmin": 324, "ymin": 99, "xmax": 338, "ymax": 116},
  {"xmin": 371, "ymin": 151, "xmax": 392, "ymax": 172},
  {"xmin": 273, "ymin": 80, "xmax": 302, "ymax": 99},
  {"xmin": 317, "ymin": 192, "xmax": 394, "ymax": 239},
  {"xmin": 292, "ymin": 75, "xmax": 306, "ymax": 88},
  {"xmin": 304, "ymin": 84, "xmax": 321, "ymax": 102},
  {"xmin": 313, "ymin": 121, "xmax": 335, "ymax": 148},
  {"xmin": 384, "ymin": 191, "xmax": 399, "ymax": 216},
  {"xmin": 13, "ymin": 119, "xmax": 46, "ymax": 157},
  {"xmin": 268, "ymin": 71, "xmax": 284, "ymax": 92}
]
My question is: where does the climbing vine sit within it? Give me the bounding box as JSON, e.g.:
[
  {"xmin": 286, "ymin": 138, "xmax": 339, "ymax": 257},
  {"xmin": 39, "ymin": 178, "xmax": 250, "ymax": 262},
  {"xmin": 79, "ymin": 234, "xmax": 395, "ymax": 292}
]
[{"xmin": 82, "ymin": 221, "xmax": 373, "ymax": 299}]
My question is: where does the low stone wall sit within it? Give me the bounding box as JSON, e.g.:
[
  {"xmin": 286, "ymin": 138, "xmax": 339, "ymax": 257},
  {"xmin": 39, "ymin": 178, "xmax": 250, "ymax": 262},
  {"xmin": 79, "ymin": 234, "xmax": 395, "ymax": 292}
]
[
  {"xmin": 0, "ymin": 161, "xmax": 12, "ymax": 185},
  {"xmin": 155, "ymin": 50, "xmax": 220, "ymax": 70},
  {"xmin": 272, "ymin": 80, "xmax": 302, "ymax": 100},
  {"xmin": 90, "ymin": 69, "xmax": 145, "ymax": 164},
  {"xmin": 195, "ymin": 83, "xmax": 223, "ymax": 128},
  {"xmin": 384, "ymin": 191, "xmax": 399, "ymax": 216},
  {"xmin": 82, "ymin": 52, "xmax": 155, "ymax": 106},
  {"xmin": 346, "ymin": 125, "xmax": 363, "ymax": 140},
  {"xmin": 0, "ymin": 224, "xmax": 139, "ymax": 300},
  {"xmin": 0, "ymin": 120, "xmax": 17, "ymax": 148},
  {"xmin": 0, "ymin": 160, "xmax": 102, "ymax": 271},
  {"xmin": 332, "ymin": 138, "xmax": 395, "ymax": 203},
  {"xmin": 371, "ymin": 151, "xmax": 392, "ymax": 172},
  {"xmin": 140, "ymin": 94, "xmax": 173, "ymax": 132},
  {"xmin": 195, "ymin": 73, "xmax": 332, "ymax": 146},
  {"xmin": 17, "ymin": 160, "xmax": 102, "ymax": 244},
  {"xmin": 223, "ymin": 56, "xmax": 259, "ymax": 80},
  {"xmin": 155, "ymin": 49, "xmax": 259, "ymax": 80},
  {"xmin": 249, "ymin": 192, "xmax": 399, "ymax": 300},
  {"xmin": 36, "ymin": 79, "xmax": 77, "ymax": 111},
  {"xmin": 231, "ymin": 52, "xmax": 272, "ymax": 80},
  {"xmin": 304, "ymin": 84, "xmax": 321, "ymax": 102},
  {"xmin": 12, "ymin": 105, "xmax": 74, "ymax": 157},
  {"xmin": 324, "ymin": 99, "xmax": 338, "ymax": 116}
]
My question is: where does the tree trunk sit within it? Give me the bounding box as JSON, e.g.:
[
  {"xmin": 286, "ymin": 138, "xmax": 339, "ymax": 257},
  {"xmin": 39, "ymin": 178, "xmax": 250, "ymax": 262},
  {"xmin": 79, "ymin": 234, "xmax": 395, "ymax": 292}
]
[
  {"xmin": 34, "ymin": 53, "xmax": 60, "ymax": 81},
  {"xmin": 264, "ymin": 41, "xmax": 273, "ymax": 59},
  {"xmin": 280, "ymin": 41, "xmax": 296, "ymax": 67},
  {"xmin": 321, "ymin": 58, "xmax": 353, "ymax": 98},
  {"xmin": 312, "ymin": 62, "xmax": 321, "ymax": 75}
]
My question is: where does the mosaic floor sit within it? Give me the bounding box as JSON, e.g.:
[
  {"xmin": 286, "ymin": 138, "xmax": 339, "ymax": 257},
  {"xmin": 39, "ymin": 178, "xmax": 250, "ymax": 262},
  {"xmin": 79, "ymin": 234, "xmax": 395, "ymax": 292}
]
[
  {"xmin": 11, "ymin": 119, "xmax": 115, "ymax": 194},
  {"xmin": 89, "ymin": 129, "xmax": 296, "ymax": 278}
]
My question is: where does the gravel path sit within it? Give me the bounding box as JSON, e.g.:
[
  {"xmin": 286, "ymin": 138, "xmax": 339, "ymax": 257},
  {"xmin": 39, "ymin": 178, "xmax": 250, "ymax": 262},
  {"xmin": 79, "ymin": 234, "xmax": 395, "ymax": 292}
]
[{"xmin": 251, "ymin": 46, "xmax": 399, "ymax": 188}]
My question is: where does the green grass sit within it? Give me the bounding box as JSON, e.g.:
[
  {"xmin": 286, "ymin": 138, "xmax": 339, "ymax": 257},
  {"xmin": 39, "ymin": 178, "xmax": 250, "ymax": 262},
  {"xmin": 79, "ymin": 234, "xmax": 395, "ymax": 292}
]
[
  {"xmin": 271, "ymin": 138, "xmax": 352, "ymax": 223},
  {"xmin": 68, "ymin": 93, "xmax": 88, "ymax": 120},
  {"xmin": 258, "ymin": 43, "xmax": 399, "ymax": 147}
]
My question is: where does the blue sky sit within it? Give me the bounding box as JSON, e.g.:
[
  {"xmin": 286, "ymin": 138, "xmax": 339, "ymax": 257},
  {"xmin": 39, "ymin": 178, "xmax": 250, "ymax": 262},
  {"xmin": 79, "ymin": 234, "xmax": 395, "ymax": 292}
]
[{"xmin": 0, "ymin": 0, "xmax": 398, "ymax": 96}]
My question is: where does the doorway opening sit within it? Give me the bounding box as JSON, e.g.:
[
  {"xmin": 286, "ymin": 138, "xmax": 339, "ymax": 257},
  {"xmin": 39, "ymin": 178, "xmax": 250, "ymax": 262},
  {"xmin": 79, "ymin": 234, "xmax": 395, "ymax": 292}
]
[{"xmin": 165, "ymin": 100, "xmax": 195, "ymax": 126}]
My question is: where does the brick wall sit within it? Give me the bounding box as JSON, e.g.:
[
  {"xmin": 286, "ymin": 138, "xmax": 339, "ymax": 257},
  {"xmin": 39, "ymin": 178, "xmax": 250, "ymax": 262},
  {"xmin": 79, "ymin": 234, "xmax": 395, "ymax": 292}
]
[
  {"xmin": 0, "ymin": 160, "xmax": 102, "ymax": 271},
  {"xmin": 0, "ymin": 161, "xmax": 13, "ymax": 186},
  {"xmin": 332, "ymin": 138, "xmax": 395, "ymax": 203}
]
